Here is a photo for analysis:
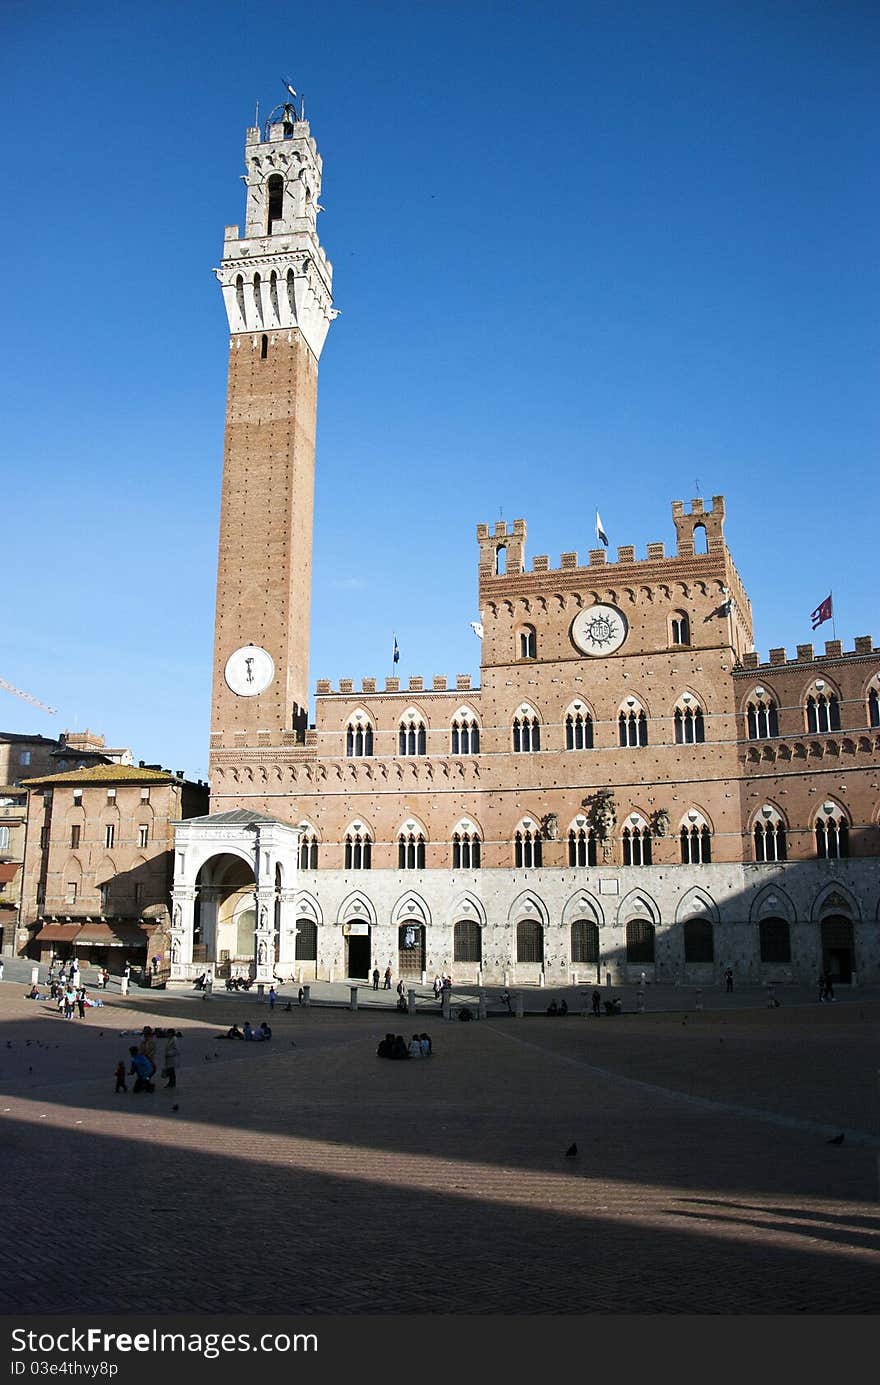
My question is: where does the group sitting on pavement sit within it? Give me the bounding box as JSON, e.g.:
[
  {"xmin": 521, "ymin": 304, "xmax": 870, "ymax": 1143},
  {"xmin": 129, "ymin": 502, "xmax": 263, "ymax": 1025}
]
[
  {"xmin": 221, "ymin": 1021, "xmax": 272, "ymax": 1041},
  {"xmin": 376, "ymin": 1032, "xmax": 432, "ymax": 1059}
]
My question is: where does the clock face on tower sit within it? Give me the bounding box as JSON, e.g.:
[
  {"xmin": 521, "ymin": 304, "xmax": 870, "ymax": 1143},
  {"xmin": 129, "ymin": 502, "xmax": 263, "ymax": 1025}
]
[
  {"xmin": 571, "ymin": 604, "xmax": 628, "ymax": 657},
  {"xmin": 224, "ymin": 644, "xmax": 275, "ymax": 696}
]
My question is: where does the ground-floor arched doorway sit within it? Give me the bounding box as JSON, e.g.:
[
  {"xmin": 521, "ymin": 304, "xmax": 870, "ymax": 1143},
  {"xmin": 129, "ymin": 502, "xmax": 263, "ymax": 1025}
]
[
  {"xmin": 398, "ymin": 922, "xmax": 426, "ymax": 979},
  {"xmin": 821, "ymin": 914, "xmax": 854, "ymax": 984},
  {"xmin": 345, "ymin": 922, "xmax": 371, "ymax": 979},
  {"xmin": 194, "ymin": 854, "xmax": 257, "ymax": 977}
]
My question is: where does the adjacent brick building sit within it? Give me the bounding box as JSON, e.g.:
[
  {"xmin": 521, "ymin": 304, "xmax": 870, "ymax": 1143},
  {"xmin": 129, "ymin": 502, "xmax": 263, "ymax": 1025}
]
[
  {"xmin": 169, "ymin": 101, "xmax": 879, "ymax": 990},
  {"xmin": 21, "ymin": 765, "xmax": 208, "ymax": 975}
]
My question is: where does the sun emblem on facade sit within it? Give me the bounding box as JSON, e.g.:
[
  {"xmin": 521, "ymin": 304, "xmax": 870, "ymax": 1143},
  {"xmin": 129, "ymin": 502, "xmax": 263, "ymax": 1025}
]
[
  {"xmin": 571, "ymin": 604, "xmax": 629, "ymax": 657},
  {"xmin": 586, "ymin": 612, "xmax": 618, "ymax": 647}
]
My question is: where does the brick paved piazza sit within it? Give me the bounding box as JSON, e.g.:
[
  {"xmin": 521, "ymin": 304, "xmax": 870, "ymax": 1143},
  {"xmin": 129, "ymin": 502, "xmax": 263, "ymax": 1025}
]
[{"xmin": 1, "ymin": 981, "xmax": 879, "ymax": 1314}]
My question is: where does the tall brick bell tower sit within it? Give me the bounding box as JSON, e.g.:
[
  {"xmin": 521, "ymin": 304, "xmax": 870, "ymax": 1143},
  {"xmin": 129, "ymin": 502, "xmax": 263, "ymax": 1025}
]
[{"xmin": 210, "ymin": 98, "xmax": 335, "ymax": 768}]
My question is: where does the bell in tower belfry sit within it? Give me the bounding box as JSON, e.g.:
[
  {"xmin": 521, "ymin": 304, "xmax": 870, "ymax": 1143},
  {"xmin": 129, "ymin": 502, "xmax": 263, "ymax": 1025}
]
[{"xmin": 210, "ymin": 94, "xmax": 336, "ymax": 759}]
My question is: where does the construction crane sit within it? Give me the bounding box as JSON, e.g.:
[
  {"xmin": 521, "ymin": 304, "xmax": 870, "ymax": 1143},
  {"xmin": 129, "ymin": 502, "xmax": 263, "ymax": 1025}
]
[{"xmin": 0, "ymin": 676, "xmax": 56, "ymax": 715}]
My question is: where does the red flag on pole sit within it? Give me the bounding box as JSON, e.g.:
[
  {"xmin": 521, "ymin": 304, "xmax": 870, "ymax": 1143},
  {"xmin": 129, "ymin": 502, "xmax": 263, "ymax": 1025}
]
[{"xmin": 810, "ymin": 595, "xmax": 833, "ymax": 630}]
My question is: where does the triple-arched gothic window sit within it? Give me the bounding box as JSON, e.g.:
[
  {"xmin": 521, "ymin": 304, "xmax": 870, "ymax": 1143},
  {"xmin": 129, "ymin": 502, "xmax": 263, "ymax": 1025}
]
[
  {"xmin": 619, "ymin": 699, "xmax": 648, "ymax": 747},
  {"xmin": 622, "ymin": 813, "xmax": 652, "ymax": 865},
  {"xmin": 753, "ymin": 806, "xmax": 787, "ymax": 862},
  {"xmin": 451, "ymin": 819, "xmax": 481, "ymax": 869},
  {"xmin": 345, "ymin": 713, "xmax": 374, "ymax": 757},
  {"xmin": 805, "ymin": 684, "xmax": 840, "ymax": 733},
  {"xmin": 399, "ymin": 710, "xmax": 426, "ymax": 756},
  {"xmin": 344, "ymin": 825, "xmax": 372, "ymax": 870},
  {"xmin": 451, "ymin": 709, "xmax": 480, "ymax": 755},
  {"xmin": 568, "ymin": 818, "xmax": 597, "ymax": 867},
  {"xmin": 514, "ymin": 819, "xmax": 543, "ymax": 868},
  {"xmin": 565, "ymin": 701, "xmax": 594, "ymax": 751},
  {"xmin": 815, "ymin": 803, "xmax": 849, "ymax": 859},
  {"xmin": 673, "ymin": 696, "xmax": 705, "ymax": 745},
  {"xmin": 680, "ymin": 811, "xmax": 712, "ymax": 864},
  {"xmin": 397, "ymin": 825, "xmax": 426, "ymax": 870},
  {"xmin": 746, "ymin": 689, "xmax": 779, "ymax": 739},
  {"xmin": 513, "ymin": 706, "xmax": 541, "ymax": 753}
]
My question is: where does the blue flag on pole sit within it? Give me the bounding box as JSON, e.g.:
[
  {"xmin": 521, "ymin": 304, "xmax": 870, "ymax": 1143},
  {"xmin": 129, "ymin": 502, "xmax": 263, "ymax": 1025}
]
[{"xmin": 392, "ymin": 636, "xmax": 399, "ymax": 664}]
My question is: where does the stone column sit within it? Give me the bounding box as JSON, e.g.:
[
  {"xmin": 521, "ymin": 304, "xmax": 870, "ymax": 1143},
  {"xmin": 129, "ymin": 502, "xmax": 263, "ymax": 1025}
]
[
  {"xmin": 169, "ymin": 888, "xmax": 196, "ymax": 982},
  {"xmin": 198, "ymin": 887, "xmax": 221, "ymax": 962},
  {"xmin": 253, "ymin": 890, "xmax": 276, "ymax": 983}
]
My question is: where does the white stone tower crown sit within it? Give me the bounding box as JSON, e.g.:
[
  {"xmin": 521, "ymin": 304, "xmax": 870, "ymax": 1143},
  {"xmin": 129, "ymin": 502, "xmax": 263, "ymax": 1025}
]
[{"xmin": 215, "ymin": 102, "xmax": 335, "ymax": 360}]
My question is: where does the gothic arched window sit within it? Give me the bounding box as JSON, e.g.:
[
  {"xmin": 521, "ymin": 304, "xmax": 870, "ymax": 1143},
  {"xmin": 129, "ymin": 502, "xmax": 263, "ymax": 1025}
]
[
  {"xmin": 806, "ymin": 687, "xmax": 840, "ymax": 734},
  {"xmin": 626, "ymin": 920, "xmax": 655, "ymax": 964},
  {"xmin": 747, "ymin": 691, "xmax": 779, "ymax": 739},
  {"xmin": 344, "ymin": 827, "xmax": 372, "ymax": 870},
  {"xmin": 622, "ymin": 814, "xmax": 652, "ymax": 865},
  {"xmin": 398, "ymin": 711, "xmax": 426, "ymax": 756},
  {"xmin": 453, "ymin": 920, "xmax": 482, "ymax": 963},
  {"xmin": 565, "ymin": 702, "xmax": 594, "ymax": 751},
  {"xmin": 815, "ymin": 803, "xmax": 849, "ymax": 859},
  {"xmin": 759, "ymin": 918, "xmax": 791, "ymax": 964},
  {"xmin": 397, "ymin": 828, "xmax": 426, "ymax": 870},
  {"xmin": 753, "ymin": 806, "xmax": 787, "ymax": 863},
  {"xmin": 570, "ymin": 919, "xmax": 599, "ymax": 965},
  {"xmin": 345, "ymin": 715, "xmax": 374, "ymax": 757},
  {"xmin": 670, "ymin": 611, "xmax": 690, "ymax": 646},
  {"xmin": 674, "ymin": 696, "xmax": 705, "ymax": 745},
  {"xmin": 684, "ymin": 918, "xmax": 714, "ymax": 963},
  {"xmin": 567, "ymin": 821, "xmax": 597, "ymax": 867},
  {"xmin": 516, "ymin": 918, "xmax": 544, "ymax": 962},
  {"xmin": 512, "ymin": 708, "xmax": 540, "ymax": 753},
  {"xmin": 680, "ymin": 812, "xmax": 712, "ymax": 864},
  {"xmin": 518, "ymin": 625, "xmax": 537, "ymax": 659},
  {"xmin": 295, "ymin": 918, "xmax": 317, "ymax": 961},
  {"xmin": 450, "ymin": 709, "xmax": 480, "ymax": 755},
  {"xmin": 514, "ymin": 821, "xmax": 543, "ymax": 868},
  {"xmin": 298, "ymin": 830, "xmax": 318, "ymax": 870},
  {"xmin": 618, "ymin": 700, "xmax": 648, "ymax": 747},
  {"xmin": 451, "ymin": 820, "xmax": 481, "ymax": 869}
]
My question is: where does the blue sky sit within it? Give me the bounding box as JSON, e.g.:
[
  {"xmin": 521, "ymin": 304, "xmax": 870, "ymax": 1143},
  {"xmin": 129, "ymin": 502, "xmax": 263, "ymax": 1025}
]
[{"xmin": 1, "ymin": 1, "xmax": 877, "ymax": 778}]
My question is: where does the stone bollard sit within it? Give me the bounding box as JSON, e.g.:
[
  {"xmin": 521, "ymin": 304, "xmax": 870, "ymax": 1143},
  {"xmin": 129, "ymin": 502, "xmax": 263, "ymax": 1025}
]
[
  {"xmin": 407, "ymin": 988, "xmax": 416, "ymax": 1015},
  {"xmin": 503, "ymin": 969, "xmax": 510, "ymax": 988},
  {"xmin": 257, "ymin": 983, "xmax": 264, "ymax": 1002},
  {"xmin": 349, "ymin": 985, "xmax": 358, "ymax": 1011},
  {"xmin": 636, "ymin": 989, "xmax": 646, "ymax": 1014},
  {"xmin": 120, "ymin": 976, "xmax": 129, "ymax": 997},
  {"xmin": 30, "ymin": 966, "xmax": 39, "ymax": 986},
  {"xmin": 695, "ymin": 988, "xmax": 703, "ymax": 1011},
  {"xmin": 477, "ymin": 989, "xmax": 487, "ymax": 1020},
  {"xmin": 606, "ymin": 971, "xmax": 612, "ymax": 988},
  {"xmin": 302, "ymin": 985, "xmax": 311, "ymax": 1007},
  {"xmin": 514, "ymin": 993, "xmax": 524, "ymax": 1020},
  {"xmin": 538, "ymin": 971, "xmax": 545, "ymax": 987},
  {"xmin": 442, "ymin": 993, "xmax": 451, "ymax": 1021}
]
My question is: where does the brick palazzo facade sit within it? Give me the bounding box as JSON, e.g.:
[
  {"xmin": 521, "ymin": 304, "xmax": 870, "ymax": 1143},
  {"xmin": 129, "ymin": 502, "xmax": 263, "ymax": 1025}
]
[{"xmin": 168, "ymin": 102, "xmax": 880, "ymax": 990}]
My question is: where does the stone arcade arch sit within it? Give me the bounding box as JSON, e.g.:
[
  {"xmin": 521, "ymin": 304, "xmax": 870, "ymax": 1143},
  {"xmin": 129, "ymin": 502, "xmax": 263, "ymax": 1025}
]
[
  {"xmin": 562, "ymin": 892, "xmax": 605, "ymax": 981},
  {"xmin": 509, "ymin": 892, "xmax": 548, "ymax": 982},
  {"xmin": 338, "ymin": 892, "xmax": 377, "ymax": 981},
  {"xmin": 170, "ymin": 810, "xmax": 301, "ymax": 986},
  {"xmin": 813, "ymin": 886, "xmax": 860, "ymax": 985},
  {"xmin": 392, "ymin": 893, "xmax": 431, "ymax": 981}
]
